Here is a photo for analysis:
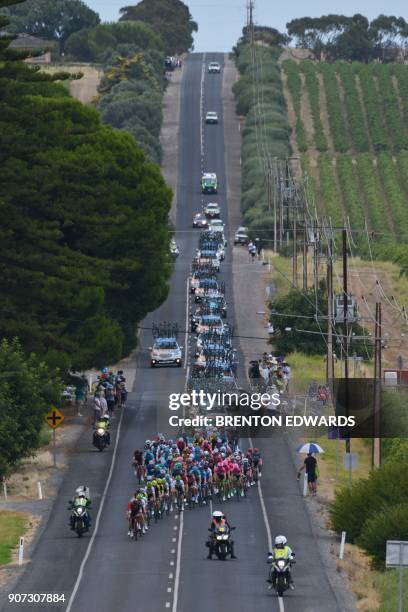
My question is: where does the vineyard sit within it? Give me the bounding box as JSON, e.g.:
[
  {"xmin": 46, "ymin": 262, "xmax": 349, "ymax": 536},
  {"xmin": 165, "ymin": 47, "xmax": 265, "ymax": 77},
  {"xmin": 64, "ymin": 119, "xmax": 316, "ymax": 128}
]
[{"xmin": 282, "ymin": 59, "xmax": 408, "ymax": 250}]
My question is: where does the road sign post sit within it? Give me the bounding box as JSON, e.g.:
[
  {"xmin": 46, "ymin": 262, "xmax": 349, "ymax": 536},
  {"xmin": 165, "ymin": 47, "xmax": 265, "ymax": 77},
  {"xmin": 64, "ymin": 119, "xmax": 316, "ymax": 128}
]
[
  {"xmin": 386, "ymin": 540, "xmax": 408, "ymax": 612},
  {"xmin": 44, "ymin": 407, "xmax": 64, "ymax": 468}
]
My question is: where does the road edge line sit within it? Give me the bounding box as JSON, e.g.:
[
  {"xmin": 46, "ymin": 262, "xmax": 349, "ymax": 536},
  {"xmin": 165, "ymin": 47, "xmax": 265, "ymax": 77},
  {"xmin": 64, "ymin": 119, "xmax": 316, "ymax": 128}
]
[{"xmin": 66, "ymin": 405, "xmax": 126, "ymax": 612}]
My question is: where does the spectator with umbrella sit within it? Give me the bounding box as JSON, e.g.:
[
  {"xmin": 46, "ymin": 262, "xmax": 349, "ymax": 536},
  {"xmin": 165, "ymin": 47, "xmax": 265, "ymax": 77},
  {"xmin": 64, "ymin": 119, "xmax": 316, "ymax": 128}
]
[{"xmin": 296, "ymin": 442, "xmax": 324, "ymax": 496}]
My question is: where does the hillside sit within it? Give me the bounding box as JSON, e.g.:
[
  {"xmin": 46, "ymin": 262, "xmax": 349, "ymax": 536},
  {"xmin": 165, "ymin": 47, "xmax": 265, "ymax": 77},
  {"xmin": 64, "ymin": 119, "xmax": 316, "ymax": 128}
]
[{"xmin": 282, "ymin": 59, "xmax": 408, "ymax": 249}]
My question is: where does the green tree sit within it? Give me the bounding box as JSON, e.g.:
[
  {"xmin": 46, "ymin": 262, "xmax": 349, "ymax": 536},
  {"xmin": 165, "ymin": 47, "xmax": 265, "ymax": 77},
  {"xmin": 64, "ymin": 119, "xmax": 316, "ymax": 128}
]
[
  {"xmin": 0, "ymin": 1, "xmax": 172, "ymax": 370},
  {"xmin": 0, "ymin": 338, "xmax": 62, "ymax": 477},
  {"xmin": 65, "ymin": 21, "xmax": 164, "ymax": 62},
  {"xmin": 269, "ymin": 283, "xmax": 372, "ymax": 357},
  {"xmin": 3, "ymin": 0, "xmax": 100, "ymax": 52},
  {"xmin": 119, "ymin": 0, "xmax": 197, "ymax": 54}
]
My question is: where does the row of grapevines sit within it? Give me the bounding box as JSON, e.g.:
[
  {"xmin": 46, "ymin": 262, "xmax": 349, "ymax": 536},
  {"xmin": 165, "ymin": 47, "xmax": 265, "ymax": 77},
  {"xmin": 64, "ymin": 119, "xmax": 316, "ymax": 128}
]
[
  {"xmin": 282, "ymin": 60, "xmax": 308, "ymax": 152},
  {"xmin": 319, "ymin": 64, "xmax": 349, "ymax": 153},
  {"xmin": 336, "ymin": 155, "xmax": 365, "ymax": 229},
  {"xmin": 335, "ymin": 63, "xmax": 369, "ymax": 152},
  {"xmin": 376, "ymin": 152, "xmax": 408, "ymax": 238},
  {"xmin": 301, "ymin": 154, "xmax": 319, "ymax": 213},
  {"xmin": 395, "ymin": 151, "xmax": 408, "ymax": 239},
  {"xmin": 301, "ymin": 62, "xmax": 328, "ymax": 152},
  {"xmin": 353, "ymin": 64, "xmax": 389, "ymax": 151},
  {"xmin": 391, "ymin": 65, "xmax": 408, "ymax": 130},
  {"xmin": 317, "ymin": 153, "xmax": 342, "ymax": 225},
  {"xmin": 373, "ymin": 65, "xmax": 408, "ymax": 151},
  {"xmin": 355, "ymin": 154, "xmax": 389, "ymax": 233}
]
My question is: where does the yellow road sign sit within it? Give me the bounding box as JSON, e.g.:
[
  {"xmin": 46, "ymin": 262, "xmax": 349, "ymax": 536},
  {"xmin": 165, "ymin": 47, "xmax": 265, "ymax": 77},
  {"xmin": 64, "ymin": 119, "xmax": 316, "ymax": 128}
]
[{"xmin": 45, "ymin": 407, "xmax": 64, "ymax": 429}]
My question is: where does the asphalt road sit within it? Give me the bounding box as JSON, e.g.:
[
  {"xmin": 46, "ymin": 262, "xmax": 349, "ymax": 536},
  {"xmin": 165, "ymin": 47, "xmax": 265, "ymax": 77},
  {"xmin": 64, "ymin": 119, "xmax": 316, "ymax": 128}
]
[{"xmin": 4, "ymin": 53, "xmax": 344, "ymax": 612}]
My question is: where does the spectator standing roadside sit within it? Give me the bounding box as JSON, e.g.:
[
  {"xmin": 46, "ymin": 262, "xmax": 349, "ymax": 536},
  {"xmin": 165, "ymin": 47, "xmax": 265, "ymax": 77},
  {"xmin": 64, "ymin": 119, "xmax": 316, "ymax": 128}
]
[
  {"xmin": 105, "ymin": 384, "xmax": 116, "ymax": 417},
  {"xmin": 297, "ymin": 452, "xmax": 319, "ymax": 496},
  {"xmin": 93, "ymin": 392, "xmax": 102, "ymax": 424}
]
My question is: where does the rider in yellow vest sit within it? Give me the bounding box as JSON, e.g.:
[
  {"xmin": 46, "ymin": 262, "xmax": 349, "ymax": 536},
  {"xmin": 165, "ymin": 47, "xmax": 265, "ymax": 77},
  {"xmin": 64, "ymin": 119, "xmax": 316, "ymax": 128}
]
[{"xmin": 267, "ymin": 535, "xmax": 295, "ymax": 589}]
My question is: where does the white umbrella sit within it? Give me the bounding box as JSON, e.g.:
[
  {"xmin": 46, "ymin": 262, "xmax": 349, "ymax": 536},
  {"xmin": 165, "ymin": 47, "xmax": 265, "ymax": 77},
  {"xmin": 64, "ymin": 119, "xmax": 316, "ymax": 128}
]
[{"xmin": 296, "ymin": 442, "xmax": 324, "ymax": 454}]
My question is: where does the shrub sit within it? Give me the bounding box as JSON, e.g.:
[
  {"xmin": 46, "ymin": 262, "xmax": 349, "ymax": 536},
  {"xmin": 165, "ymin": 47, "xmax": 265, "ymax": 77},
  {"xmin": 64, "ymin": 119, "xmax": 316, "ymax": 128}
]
[
  {"xmin": 330, "ymin": 462, "xmax": 408, "ymax": 543},
  {"xmin": 234, "ymin": 43, "xmax": 291, "ymax": 236},
  {"xmin": 358, "ymin": 503, "xmax": 408, "ymax": 568}
]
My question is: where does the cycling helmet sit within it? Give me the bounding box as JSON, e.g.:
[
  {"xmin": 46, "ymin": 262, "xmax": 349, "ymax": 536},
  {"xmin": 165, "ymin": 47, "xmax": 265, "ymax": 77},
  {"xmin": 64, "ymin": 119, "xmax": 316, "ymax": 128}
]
[
  {"xmin": 212, "ymin": 511, "xmax": 224, "ymax": 518},
  {"xmin": 175, "ymin": 475, "xmax": 182, "ymax": 481},
  {"xmin": 275, "ymin": 535, "xmax": 287, "ymax": 548}
]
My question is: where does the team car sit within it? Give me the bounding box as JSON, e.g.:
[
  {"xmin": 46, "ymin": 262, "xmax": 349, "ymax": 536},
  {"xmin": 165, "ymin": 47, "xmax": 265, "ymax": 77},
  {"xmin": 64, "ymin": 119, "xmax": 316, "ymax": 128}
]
[
  {"xmin": 150, "ymin": 337, "xmax": 183, "ymax": 368},
  {"xmin": 233, "ymin": 226, "xmax": 249, "ymax": 245},
  {"xmin": 193, "ymin": 212, "xmax": 208, "ymax": 228},
  {"xmin": 201, "ymin": 173, "xmax": 218, "ymax": 194},
  {"xmin": 205, "ymin": 111, "xmax": 219, "ymax": 124},
  {"xmin": 208, "ymin": 62, "xmax": 221, "ymax": 74},
  {"xmin": 204, "ymin": 202, "xmax": 221, "ymax": 218},
  {"xmin": 208, "ymin": 218, "xmax": 224, "ymax": 232}
]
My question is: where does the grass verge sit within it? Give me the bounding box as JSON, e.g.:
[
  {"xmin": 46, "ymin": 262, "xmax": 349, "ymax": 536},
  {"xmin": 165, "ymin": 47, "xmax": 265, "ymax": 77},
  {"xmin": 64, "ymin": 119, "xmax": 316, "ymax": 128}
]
[{"xmin": 0, "ymin": 510, "xmax": 28, "ymax": 565}]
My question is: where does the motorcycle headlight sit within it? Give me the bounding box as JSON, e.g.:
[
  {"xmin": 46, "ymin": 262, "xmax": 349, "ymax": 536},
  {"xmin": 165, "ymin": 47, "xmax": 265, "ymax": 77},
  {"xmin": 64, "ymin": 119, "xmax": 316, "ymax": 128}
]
[
  {"xmin": 76, "ymin": 507, "xmax": 84, "ymax": 515},
  {"xmin": 216, "ymin": 536, "xmax": 223, "ymax": 541},
  {"xmin": 222, "ymin": 535, "xmax": 229, "ymax": 540},
  {"xmin": 97, "ymin": 428, "xmax": 105, "ymax": 435},
  {"xmin": 277, "ymin": 560, "xmax": 286, "ymax": 569}
]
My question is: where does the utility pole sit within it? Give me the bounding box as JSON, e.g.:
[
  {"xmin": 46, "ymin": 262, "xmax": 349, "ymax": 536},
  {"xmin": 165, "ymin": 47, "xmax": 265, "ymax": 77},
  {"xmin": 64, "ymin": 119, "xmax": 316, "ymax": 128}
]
[
  {"xmin": 326, "ymin": 238, "xmax": 334, "ymax": 381},
  {"xmin": 303, "ymin": 213, "xmax": 308, "ymax": 290},
  {"xmin": 249, "ymin": 0, "xmax": 254, "ymax": 30},
  {"xmin": 373, "ymin": 301, "xmax": 382, "ymax": 468},
  {"xmin": 342, "ymin": 228, "xmax": 352, "ymax": 485},
  {"xmin": 292, "ymin": 211, "xmax": 298, "ymax": 288},
  {"xmin": 342, "ymin": 228, "xmax": 349, "ymax": 381},
  {"xmin": 273, "ymin": 158, "xmax": 277, "ymax": 252}
]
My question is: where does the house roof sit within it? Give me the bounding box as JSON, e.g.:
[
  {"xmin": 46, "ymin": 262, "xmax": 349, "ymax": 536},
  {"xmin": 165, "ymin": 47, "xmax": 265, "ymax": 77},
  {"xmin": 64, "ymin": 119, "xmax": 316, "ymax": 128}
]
[{"xmin": 8, "ymin": 33, "xmax": 55, "ymax": 49}]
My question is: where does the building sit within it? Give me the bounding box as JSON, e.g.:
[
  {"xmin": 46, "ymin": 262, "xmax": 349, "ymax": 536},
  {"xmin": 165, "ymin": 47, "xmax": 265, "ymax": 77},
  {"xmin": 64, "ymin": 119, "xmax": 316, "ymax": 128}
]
[{"xmin": 8, "ymin": 33, "xmax": 56, "ymax": 64}]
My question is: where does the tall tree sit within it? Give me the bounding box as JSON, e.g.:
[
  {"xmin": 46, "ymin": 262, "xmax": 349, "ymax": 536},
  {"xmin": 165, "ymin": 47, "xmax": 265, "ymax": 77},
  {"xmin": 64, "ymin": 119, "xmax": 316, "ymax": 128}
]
[
  {"xmin": 120, "ymin": 0, "xmax": 197, "ymax": 55},
  {"xmin": 0, "ymin": 0, "xmax": 173, "ymax": 370},
  {"xmin": 3, "ymin": 0, "xmax": 100, "ymax": 53}
]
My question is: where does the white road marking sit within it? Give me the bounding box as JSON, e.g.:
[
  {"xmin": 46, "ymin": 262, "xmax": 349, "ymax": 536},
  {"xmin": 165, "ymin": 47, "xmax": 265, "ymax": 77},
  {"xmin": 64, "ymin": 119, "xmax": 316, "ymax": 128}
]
[
  {"xmin": 172, "ymin": 53, "xmax": 206, "ymax": 612},
  {"xmin": 165, "ymin": 603, "xmax": 171, "ymax": 608},
  {"xmin": 167, "ymin": 587, "xmax": 172, "ymax": 593},
  {"xmin": 170, "ymin": 560, "xmax": 175, "ymax": 566},
  {"xmin": 66, "ymin": 407, "xmax": 126, "ymax": 612},
  {"xmin": 200, "ymin": 54, "xmax": 206, "ymax": 166},
  {"xmin": 248, "ymin": 437, "xmax": 284, "ymax": 611},
  {"xmin": 169, "ymin": 573, "xmax": 173, "ymax": 580},
  {"xmin": 172, "ymin": 505, "xmax": 184, "ymax": 612},
  {"xmin": 184, "ymin": 276, "xmax": 189, "ymax": 369},
  {"xmin": 171, "ymin": 549, "xmax": 176, "ymax": 554},
  {"xmin": 172, "ymin": 537, "xmax": 177, "ymax": 543}
]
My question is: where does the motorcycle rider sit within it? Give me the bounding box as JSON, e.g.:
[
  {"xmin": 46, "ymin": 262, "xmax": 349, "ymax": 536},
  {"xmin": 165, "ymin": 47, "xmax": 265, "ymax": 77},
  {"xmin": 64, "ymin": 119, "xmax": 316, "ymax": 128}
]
[
  {"xmin": 267, "ymin": 535, "xmax": 295, "ymax": 589},
  {"xmin": 93, "ymin": 414, "xmax": 110, "ymax": 446},
  {"xmin": 206, "ymin": 510, "xmax": 236, "ymax": 559},
  {"xmin": 69, "ymin": 485, "xmax": 91, "ymax": 530}
]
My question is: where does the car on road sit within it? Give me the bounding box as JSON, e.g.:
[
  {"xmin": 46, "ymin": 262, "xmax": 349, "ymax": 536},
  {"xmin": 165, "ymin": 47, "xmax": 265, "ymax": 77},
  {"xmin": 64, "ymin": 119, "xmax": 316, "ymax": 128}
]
[
  {"xmin": 150, "ymin": 337, "xmax": 182, "ymax": 368},
  {"xmin": 193, "ymin": 212, "xmax": 208, "ymax": 228},
  {"xmin": 204, "ymin": 202, "xmax": 220, "ymax": 218},
  {"xmin": 201, "ymin": 173, "xmax": 218, "ymax": 194},
  {"xmin": 208, "ymin": 218, "xmax": 224, "ymax": 232},
  {"xmin": 208, "ymin": 62, "xmax": 221, "ymax": 74},
  {"xmin": 205, "ymin": 111, "xmax": 219, "ymax": 124},
  {"xmin": 234, "ymin": 226, "xmax": 249, "ymax": 245},
  {"xmin": 194, "ymin": 314, "xmax": 224, "ymax": 335}
]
